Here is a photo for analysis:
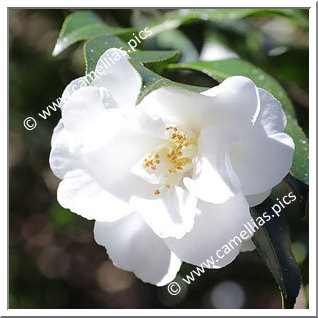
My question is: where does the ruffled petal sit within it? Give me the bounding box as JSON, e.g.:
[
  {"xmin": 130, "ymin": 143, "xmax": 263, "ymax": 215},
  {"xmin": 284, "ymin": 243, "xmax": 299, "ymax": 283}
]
[
  {"xmin": 82, "ymin": 127, "xmax": 162, "ymax": 202},
  {"xmin": 53, "ymin": 103, "xmax": 167, "ymax": 222},
  {"xmin": 256, "ymin": 88, "xmax": 287, "ymax": 135},
  {"xmin": 230, "ymin": 87, "xmax": 294, "ymax": 195},
  {"xmin": 59, "ymin": 76, "xmax": 88, "ymax": 109},
  {"xmin": 94, "ymin": 213, "xmax": 182, "ymax": 286},
  {"xmin": 230, "ymin": 130, "xmax": 294, "ymax": 195},
  {"xmin": 130, "ymin": 186, "xmax": 198, "ymax": 239},
  {"xmin": 201, "ymin": 76, "xmax": 260, "ymax": 130},
  {"xmin": 92, "ymin": 48, "xmax": 142, "ymax": 109},
  {"xmin": 140, "ymin": 76, "xmax": 259, "ymax": 138},
  {"xmin": 138, "ymin": 87, "xmax": 212, "ymax": 132},
  {"xmin": 51, "ymin": 123, "xmax": 160, "ymax": 222},
  {"xmin": 49, "ymin": 120, "xmax": 77, "ymax": 179},
  {"xmin": 165, "ymin": 193, "xmax": 253, "ymax": 268},
  {"xmin": 128, "ymin": 106, "xmax": 167, "ymax": 139},
  {"xmin": 57, "ymin": 168, "xmax": 133, "ymax": 222},
  {"xmin": 184, "ymin": 125, "xmax": 241, "ymax": 204},
  {"xmin": 61, "ymin": 86, "xmax": 126, "ymax": 154}
]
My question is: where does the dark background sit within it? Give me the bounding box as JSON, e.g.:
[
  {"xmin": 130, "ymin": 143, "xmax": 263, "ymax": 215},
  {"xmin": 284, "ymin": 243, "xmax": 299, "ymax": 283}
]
[{"xmin": 9, "ymin": 9, "xmax": 309, "ymax": 309}]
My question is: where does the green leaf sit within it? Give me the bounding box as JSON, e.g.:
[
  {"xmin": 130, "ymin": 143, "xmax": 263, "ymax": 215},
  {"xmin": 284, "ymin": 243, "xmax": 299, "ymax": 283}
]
[
  {"xmin": 84, "ymin": 34, "xmax": 180, "ymax": 75},
  {"xmin": 251, "ymin": 187, "xmax": 301, "ymax": 309},
  {"xmin": 283, "ymin": 174, "xmax": 309, "ymax": 219},
  {"xmin": 285, "ymin": 117, "xmax": 309, "ymax": 185},
  {"xmin": 150, "ymin": 9, "xmax": 308, "ymax": 36},
  {"xmin": 130, "ymin": 50, "xmax": 180, "ymax": 73},
  {"xmin": 52, "ymin": 10, "xmax": 135, "ymax": 56},
  {"xmin": 155, "ymin": 29, "xmax": 199, "ymax": 63},
  {"xmin": 167, "ymin": 59, "xmax": 309, "ymax": 185},
  {"xmin": 130, "ymin": 61, "xmax": 206, "ymax": 104}
]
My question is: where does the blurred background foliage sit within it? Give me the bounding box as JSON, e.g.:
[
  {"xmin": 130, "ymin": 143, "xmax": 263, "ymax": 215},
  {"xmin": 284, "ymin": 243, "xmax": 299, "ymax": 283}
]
[{"xmin": 9, "ymin": 8, "xmax": 309, "ymax": 309}]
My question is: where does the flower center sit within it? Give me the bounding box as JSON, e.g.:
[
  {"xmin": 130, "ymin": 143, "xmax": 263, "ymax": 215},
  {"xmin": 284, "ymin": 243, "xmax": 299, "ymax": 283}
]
[{"xmin": 141, "ymin": 125, "xmax": 197, "ymax": 196}]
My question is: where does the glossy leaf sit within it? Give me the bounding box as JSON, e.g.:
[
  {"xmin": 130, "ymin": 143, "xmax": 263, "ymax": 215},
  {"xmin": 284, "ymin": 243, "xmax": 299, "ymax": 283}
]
[
  {"xmin": 130, "ymin": 50, "xmax": 180, "ymax": 73},
  {"xmin": 285, "ymin": 117, "xmax": 309, "ymax": 185},
  {"xmin": 251, "ymin": 186, "xmax": 302, "ymax": 308},
  {"xmin": 52, "ymin": 10, "xmax": 135, "ymax": 56},
  {"xmin": 150, "ymin": 9, "xmax": 308, "ymax": 36},
  {"xmin": 155, "ymin": 29, "xmax": 199, "ymax": 63},
  {"xmin": 84, "ymin": 34, "xmax": 180, "ymax": 74},
  {"xmin": 130, "ymin": 61, "xmax": 206, "ymax": 104}
]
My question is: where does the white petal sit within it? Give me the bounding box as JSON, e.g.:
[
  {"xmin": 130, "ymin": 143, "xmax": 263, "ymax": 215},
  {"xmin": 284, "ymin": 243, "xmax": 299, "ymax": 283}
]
[
  {"xmin": 82, "ymin": 127, "xmax": 162, "ymax": 202},
  {"xmin": 130, "ymin": 186, "xmax": 198, "ymax": 239},
  {"xmin": 256, "ymin": 88, "xmax": 287, "ymax": 135},
  {"xmin": 230, "ymin": 87, "xmax": 293, "ymax": 195},
  {"xmin": 49, "ymin": 120, "xmax": 77, "ymax": 179},
  {"xmin": 201, "ymin": 76, "xmax": 260, "ymax": 136},
  {"xmin": 61, "ymin": 86, "xmax": 124, "ymax": 149},
  {"xmin": 165, "ymin": 193, "xmax": 253, "ymax": 268},
  {"xmin": 138, "ymin": 87, "xmax": 212, "ymax": 132},
  {"xmin": 92, "ymin": 48, "xmax": 142, "ymax": 109},
  {"xmin": 128, "ymin": 106, "xmax": 167, "ymax": 139},
  {"xmin": 140, "ymin": 76, "xmax": 259, "ymax": 137},
  {"xmin": 184, "ymin": 125, "xmax": 241, "ymax": 204},
  {"xmin": 59, "ymin": 76, "xmax": 88, "ymax": 109},
  {"xmin": 230, "ymin": 130, "xmax": 294, "ymax": 195},
  {"xmin": 52, "ymin": 125, "xmax": 160, "ymax": 222},
  {"xmin": 94, "ymin": 213, "xmax": 182, "ymax": 286},
  {"xmin": 57, "ymin": 169, "xmax": 133, "ymax": 222},
  {"xmin": 53, "ymin": 113, "xmax": 165, "ymax": 222},
  {"xmin": 245, "ymin": 189, "xmax": 272, "ymax": 207}
]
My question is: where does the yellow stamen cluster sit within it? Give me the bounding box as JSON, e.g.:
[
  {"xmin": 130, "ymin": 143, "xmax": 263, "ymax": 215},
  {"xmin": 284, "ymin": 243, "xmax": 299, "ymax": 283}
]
[
  {"xmin": 143, "ymin": 154, "xmax": 167, "ymax": 195},
  {"xmin": 142, "ymin": 125, "xmax": 196, "ymax": 196},
  {"xmin": 143, "ymin": 154, "xmax": 159, "ymax": 171},
  {"xmin": 165, "ymin": 126, "xmax": 193, "ymax": 175}
]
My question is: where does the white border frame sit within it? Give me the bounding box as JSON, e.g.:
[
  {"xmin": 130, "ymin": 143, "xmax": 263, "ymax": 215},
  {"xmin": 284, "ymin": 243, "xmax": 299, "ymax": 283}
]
[{"xmin": 2, "ymin": 0, "xmax": 316, "ymax": 316}]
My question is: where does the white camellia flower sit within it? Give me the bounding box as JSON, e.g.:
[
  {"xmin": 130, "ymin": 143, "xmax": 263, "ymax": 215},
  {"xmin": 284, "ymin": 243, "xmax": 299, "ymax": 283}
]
[{"xmin": 50, "ymin": 48, "xmax": 295, "ymax": 286}]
